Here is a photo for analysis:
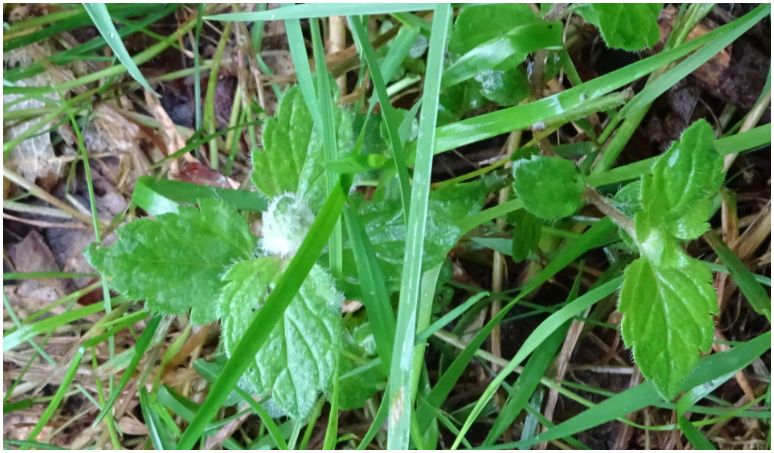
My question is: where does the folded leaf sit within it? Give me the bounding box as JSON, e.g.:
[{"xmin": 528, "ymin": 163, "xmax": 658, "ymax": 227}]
[
  {"xmin": 219, "ymin": 258, "xmax": 342, "ymax": 420},
  {"xmin": 513, "ymin": 155, "xmax": 585, "ymax": 220},
  {"xmin": 575, "ymin": 3, "xmax": 662, "ymax": 51},
  {"xmin": 86, "ymin": 200, "xmax": 256, "ymax": 324},
  {"xmin": 619, "ymin": 257, "xmax": 717, "ymax": 400}
]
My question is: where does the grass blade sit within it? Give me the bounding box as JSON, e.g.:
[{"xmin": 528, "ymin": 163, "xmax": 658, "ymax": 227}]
[
  {"xmin": 386, "ymin": 5, "xmax": 451, "ymax": 449},
  {"xmin": 26, "ymin": 348, "xmax": 84, "ymax": 441},
  {"xmin": 501, "ymin": 331, "xmax": 771, "ymax": 449},
  {"xmin": 131, "ymin": 175, "xmax": 268, "ymax": 216},
  {"xmin": 451, "ymin": 277, "xmax": 623, "ymax": 448},
  {"xmin": 176, "ymin": 177, "xmax": 349, "ymax": 449},
  {"xmin": 342, "ymin": 206, "xmax": 396, "ymax": 372},
  {"xmin": 139, "ymin": 387, "xmax": 177, "ymax": 449},
  {"xmin": 705, "ymin": 231, "xmax": 771, "ymax": 320},
  {"xmin": 83, "ymin": 3, "xmax": 157, "ymax": 93},
  {"xmin": 416, "ymin": 218, "xmax": 617, "ymax": 433},
  {"xmin": 349, "ymin": 15, "xmax": 412, "ymax": 217},
  {"xmin": 207, "ymin": 4, "xmax": 435, "ymax": 21},
  {"xmin": 92, "ymin": 315, "xmax": 160, "ymax": 426},
  {"xmin": 431, "ymin": 11, "xmax": 762, "ymax": 156}
]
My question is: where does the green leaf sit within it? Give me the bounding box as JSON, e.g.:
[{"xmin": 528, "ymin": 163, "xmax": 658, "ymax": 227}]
[
  {"xmin": 449, "ymin": 4, "xmax": 539, "ymax": 57},
  {"xmin": 443, "ymin": 21, "xmax": 562, "ymax": 90},
  {"xmin": 636, "ymin": 120, "xmax": 724, "ymax": 254},
  {"xmin": 357, "ymin": 181, "xmax": 489, "ymax": 288},
  {"xmin": 251, "ymin": 87, "xmax": 315, "ymax": 198},
  {"xmin": 474, "ymin": 68, "xmax": 530, "ymax": 107},
  {"xmin": 219, "ymin": 258, "xmax": 343, "ymax": 420},
  {"xmin": 86, "ymin": 200, "xmax": 256, "ymax": 324},
  {"xmin": 575, "ymin": 3, "xmax": 662, "ymax": 51},
  {"xmin": 619, "ymin": 257, "xmax": 717, "ymax": 400},
  {"xmin": 512, "ymin": 156, "xmax": 586, "ymax": 220}
]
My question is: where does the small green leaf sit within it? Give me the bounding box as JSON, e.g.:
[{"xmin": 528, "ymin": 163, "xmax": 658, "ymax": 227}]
[
  {"xmin": 356, "ymin": 180, "xmax": 490, "ymax": 288},
  {"xmin": 618, "ymin": 120, "xmax": 726, "ymax": 399},
  {"xmin": 619, "ymin": 257, "xmax": 717, "ymax": 400},
  {"xmin": 512, "ymin": 155, "xmax": 585, "ymax": 220},
  {"xmin": 575, "ymin": 3, "xmax": 662, "ymax": 51},
  {"xmin": 86, "ymin": 200, "xmax": 256, "ymax": 324},
  {"xmin": 219, "ymin": 259, "xmax": 342, "ymax": 420}
]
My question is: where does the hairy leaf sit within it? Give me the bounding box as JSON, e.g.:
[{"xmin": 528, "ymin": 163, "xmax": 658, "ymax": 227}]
[
  {"xmin": 356, "ymin": 180, "xmax": 490, "ymax": 288},
  {"xmin": 513, "ymin": 155, "xmax": 585, "ymax": 220},
  {"xmin": 219, "ymin": 258, "xmax": 342, "ymax": 420},
  {"xmin": 576, "ymin": 3, "xmax": 662, "ymax": 51},
  {"xmin": 86, "ymin": 200, "xmax": 256, "ymax": 324},
  {"xmin": 619, "ymin": 257, "xmax": 717, "ymax": 399}
]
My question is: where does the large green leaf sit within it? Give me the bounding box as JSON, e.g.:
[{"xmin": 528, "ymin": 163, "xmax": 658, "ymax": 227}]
[
  {"xmin": 512, "ymin": 155, "xmax": 586, "ymax": 220},
  {"xmin": 86, "ymin": 200, "xmax": 256, "ymax": 324},
  {"xmin": 619, "ymin": 257, "xmax": 717, "ymax": 400},
  {"xmin": 575, "ymin": 3, "xmax": 662, "ymax": 51},
  {"xmin": 218, "ymin": 258, "xmax": 342, "ymax": 420}
]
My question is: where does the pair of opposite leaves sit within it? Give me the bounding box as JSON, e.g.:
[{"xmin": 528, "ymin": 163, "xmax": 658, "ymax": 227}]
[{"xmin": 513, "ymin": 120, "xmax": 723, "ymax": 400}]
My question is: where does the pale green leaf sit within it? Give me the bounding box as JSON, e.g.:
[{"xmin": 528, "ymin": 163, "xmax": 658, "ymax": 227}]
[
  {"xmin": 219, "ymin": 259, "xmax": 343, "ymax": 420},
  {"xmin": 619, "ymin": 257, "xmax": 717, "ymax": 400},
  {"xmin": 357, "ymin": 180, "xmax": 490, "ymax": 288},
  {"xmin": 86, "ymin": 200, "xmax": 256, "ymax": 324},
  {"xmin": 575, "ymin": 3, "xmax": 662, "ymax": 51},
  {"xmin": 512, "ymin": 155, "xmax": 586, "ymax": 220}
]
